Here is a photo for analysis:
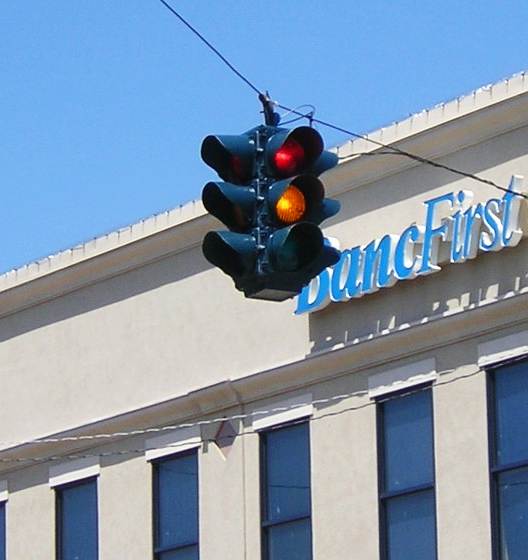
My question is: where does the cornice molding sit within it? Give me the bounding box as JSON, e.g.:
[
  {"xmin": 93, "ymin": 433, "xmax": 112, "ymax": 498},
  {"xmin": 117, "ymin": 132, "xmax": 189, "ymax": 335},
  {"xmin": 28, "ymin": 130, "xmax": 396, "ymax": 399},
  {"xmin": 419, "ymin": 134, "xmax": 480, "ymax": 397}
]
[
  {"xmin": 2, "ymin": 76, "xmax": 528, "ymax": 317},
  {"xmin": 1, "ymin": 284, "xmax": 527, "ymax": 473}
]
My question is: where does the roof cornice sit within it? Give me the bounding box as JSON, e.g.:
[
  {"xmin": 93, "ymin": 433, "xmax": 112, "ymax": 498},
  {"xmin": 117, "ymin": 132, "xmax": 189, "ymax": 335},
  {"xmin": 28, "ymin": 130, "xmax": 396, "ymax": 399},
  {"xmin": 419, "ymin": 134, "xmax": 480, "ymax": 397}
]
[{"xmin": 1, "ymin": 72, "xmax": 528, "ymax": 317}]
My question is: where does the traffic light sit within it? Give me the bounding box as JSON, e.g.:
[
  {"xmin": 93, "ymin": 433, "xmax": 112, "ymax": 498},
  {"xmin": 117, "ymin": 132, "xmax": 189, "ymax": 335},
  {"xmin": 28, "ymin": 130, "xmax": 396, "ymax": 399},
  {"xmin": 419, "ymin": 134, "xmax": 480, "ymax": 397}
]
[
  {"xmin": 201, "ymin": 134, "xmax": 256, "ymax": 185},
  {"xmin": 201, "ymin": 132, "xmax": 259, "ymax": 291},
  {"xmin": 201, "ymin": 123, "xmax": 340, "ymax": 301}
]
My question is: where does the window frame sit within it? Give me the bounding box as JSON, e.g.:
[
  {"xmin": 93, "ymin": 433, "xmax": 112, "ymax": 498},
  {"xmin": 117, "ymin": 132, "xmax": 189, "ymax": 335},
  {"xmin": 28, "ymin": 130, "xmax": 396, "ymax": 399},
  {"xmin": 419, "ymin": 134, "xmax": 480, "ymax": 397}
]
[
  {"xmin": 152, "ymin": 448, "xmax": 200, "ymax": 560},
  {"xmin": 55, "ymin": 476, "xmax": 99, "ymax": 560},
  {"xmin": 259, "ymin": 419, "xmax": 313, "ymax": 560},
  {"xmin": 0, "ymin": 500, "xmax": 5, "ymax": 560},
  {"xmin": 376, "ymin": 384, "xmax": 438, "ymax": 560},
  {"xmin": 487, "ymin": 355, "xmax": 528, "ymax": 560}
]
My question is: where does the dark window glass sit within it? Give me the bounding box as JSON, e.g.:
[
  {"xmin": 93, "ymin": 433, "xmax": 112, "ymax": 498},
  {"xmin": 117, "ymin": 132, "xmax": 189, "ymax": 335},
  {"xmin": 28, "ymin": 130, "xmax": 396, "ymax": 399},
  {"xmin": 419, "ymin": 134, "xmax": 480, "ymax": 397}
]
[
  {"xmin": 379, "ymin": 389, "xmax": 436, "ymax": 560},
  {"xmin": 266, "ymin": 518, "xmax": 311, "ymax": 560},
  {"xmin": 383, "ymin": 391, "xmax": 434, "ymax": 492},
  {"xmin": 494, "ymin": 362, "xmax": 528, "ymax": 466},
  {"xmin": 261, "ymin": 422, "xmax": 311, "ymax": 560},
  {"xmin": 491, "ymin": 361, "xmax": 528, "ymax": 560},
  {"xmin": 0, "ymin": 502, "xmax": 5, "ymax": 560},
  {"xmin": 497, "ymin": 466, "xmax": 528, "ymax": 559},
  {"xmin": 57, "ymin": 478, "xmax": 98, "ymax": 560},
  {"xmin": 265, "ymin": 424, "xmax": 310, "ymax": 523},
  {"xmin": 154, "ymin": 452, "xmax": 199, "ymax": 560},
  {"xmin": 385, "ymin": 489, "xmax": 436, "ymax": 560}
]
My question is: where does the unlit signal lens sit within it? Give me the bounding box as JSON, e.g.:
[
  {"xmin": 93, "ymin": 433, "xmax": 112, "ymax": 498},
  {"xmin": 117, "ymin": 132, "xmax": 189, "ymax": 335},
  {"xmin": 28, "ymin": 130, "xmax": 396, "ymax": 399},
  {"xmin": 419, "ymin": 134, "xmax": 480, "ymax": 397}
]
[{"xmin": 230, "ymin": 155, "xmax": 245, "ymax": 181}]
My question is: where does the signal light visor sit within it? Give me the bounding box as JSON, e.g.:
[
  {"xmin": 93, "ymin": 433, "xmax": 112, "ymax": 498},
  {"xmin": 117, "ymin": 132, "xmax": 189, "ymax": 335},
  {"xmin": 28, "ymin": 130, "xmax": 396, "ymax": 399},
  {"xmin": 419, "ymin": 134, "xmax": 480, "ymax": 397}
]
[{"xmin": 201, "ymin": 134, "xmax": 256, "ymax": 185}]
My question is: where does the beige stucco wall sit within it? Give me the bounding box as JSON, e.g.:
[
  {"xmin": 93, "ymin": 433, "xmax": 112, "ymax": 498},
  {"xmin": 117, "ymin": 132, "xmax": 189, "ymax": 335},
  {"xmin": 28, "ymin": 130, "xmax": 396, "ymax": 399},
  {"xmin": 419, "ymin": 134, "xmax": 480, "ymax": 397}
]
[
  {"xmin": 2, "ymin": 123, "xmax": 528, "ymax": 446},
  {"xmin": 2, "ymin": 88, "xmax": 528, "ymax": 558},
  {"xmin": 1, "ymin": 352, "xmax": 513, "ymax": 559}
]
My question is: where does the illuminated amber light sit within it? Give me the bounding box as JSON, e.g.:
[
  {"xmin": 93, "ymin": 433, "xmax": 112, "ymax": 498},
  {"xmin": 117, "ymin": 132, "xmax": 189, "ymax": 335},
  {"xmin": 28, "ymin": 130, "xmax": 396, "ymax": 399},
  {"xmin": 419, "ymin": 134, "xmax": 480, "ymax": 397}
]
[{"xmin": 275, "ymin": 185, "xmax": 306, "ymax": 224}]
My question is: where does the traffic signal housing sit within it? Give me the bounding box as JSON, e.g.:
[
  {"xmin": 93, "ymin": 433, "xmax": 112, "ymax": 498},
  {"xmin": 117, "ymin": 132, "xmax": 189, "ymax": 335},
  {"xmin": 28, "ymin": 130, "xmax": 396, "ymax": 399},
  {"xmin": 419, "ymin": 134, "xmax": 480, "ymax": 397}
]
[
  {"xmin": 201, "ymin": 134, "xmax": 256, "ymax": 185},
  {"xmin": 201, "ymin": 124, "xmax": 340, "ymax": 301},
  {"xmin": 201, "ymin": 180, "xmax": 258, "ymax": 289}
]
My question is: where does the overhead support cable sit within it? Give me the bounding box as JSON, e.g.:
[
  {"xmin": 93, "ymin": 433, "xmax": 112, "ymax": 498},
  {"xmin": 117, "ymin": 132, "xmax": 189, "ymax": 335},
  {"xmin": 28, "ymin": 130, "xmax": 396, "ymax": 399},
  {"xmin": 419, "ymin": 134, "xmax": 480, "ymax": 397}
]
[{"xmin": 156, "ymin": 0, "xmax": 528, "ymax": 200}]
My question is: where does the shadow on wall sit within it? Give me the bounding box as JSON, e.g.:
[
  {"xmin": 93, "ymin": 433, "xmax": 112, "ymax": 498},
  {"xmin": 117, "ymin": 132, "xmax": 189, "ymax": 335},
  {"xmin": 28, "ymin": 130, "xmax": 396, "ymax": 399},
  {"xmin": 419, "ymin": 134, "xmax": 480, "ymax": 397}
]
[
  {"xmin": 0, "ymin": 244, "xmax": 210, "ymax": 344},
  {"xmin": 306, "ymin": 242, "xmax": 528, "ymax": 356}
]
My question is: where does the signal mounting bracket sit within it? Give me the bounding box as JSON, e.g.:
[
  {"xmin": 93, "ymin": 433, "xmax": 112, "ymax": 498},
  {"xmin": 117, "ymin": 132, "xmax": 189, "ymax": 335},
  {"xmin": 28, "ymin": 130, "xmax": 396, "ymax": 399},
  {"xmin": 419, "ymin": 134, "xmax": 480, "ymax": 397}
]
[{"xmin": 259, "ymin": 92, "xmax": 281, "ymax": 127}]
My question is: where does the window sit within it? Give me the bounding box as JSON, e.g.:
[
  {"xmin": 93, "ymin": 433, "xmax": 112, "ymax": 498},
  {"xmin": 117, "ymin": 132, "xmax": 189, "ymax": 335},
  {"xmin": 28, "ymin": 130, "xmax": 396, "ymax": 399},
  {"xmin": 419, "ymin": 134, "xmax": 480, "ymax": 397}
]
[
  {"xmin": 378, "ymin": 388, "xmax": 437, "ymax": 560},
  {"xmin": 0, "ymin": 501, "xmax": 5, "ymax": 560},
  {"xmin": 489, "ymin": 359, "xmax": 528, "ymax": 559},
  {"xmin": 56, "ymin": 477, "xmax": 98, "ymax": 560},
  {"xmin": 153, "ymin": 451, "xmax": 199, "ymax": 560},
  {"xmin": 260, "ymin": 422, "xmax": 312, "ymax": 560}
]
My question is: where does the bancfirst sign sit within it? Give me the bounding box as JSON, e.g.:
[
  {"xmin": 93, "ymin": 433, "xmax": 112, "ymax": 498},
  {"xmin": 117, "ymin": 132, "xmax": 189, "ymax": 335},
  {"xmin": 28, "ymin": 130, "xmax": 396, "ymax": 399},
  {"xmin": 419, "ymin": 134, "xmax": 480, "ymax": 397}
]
[{"xmin": 295, "ymin": 175, "xmax": 526, "ymax": 315}]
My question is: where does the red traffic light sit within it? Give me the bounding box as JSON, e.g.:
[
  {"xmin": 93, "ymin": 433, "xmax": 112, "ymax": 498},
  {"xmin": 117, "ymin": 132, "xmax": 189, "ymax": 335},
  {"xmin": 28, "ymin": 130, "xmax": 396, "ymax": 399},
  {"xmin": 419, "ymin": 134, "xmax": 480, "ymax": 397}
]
[
  {"xmin": 273, "ymin": 138, "xmax": 306, "ymax": 176},
  {"xmin": 266, "ymin": 126, "xmax": 323, "ymax": 179},
  {"xmin": 200, "ymin": 123, "xmax": 341, "ymax": 302}
]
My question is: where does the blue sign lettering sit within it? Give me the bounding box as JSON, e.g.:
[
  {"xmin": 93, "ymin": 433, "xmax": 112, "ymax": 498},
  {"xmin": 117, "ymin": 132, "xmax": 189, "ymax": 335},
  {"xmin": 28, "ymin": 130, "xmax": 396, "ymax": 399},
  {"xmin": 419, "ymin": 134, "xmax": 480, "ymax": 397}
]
[{"xmin": 295, "ymin": 175, "xmax": 525, "ymax": 315}]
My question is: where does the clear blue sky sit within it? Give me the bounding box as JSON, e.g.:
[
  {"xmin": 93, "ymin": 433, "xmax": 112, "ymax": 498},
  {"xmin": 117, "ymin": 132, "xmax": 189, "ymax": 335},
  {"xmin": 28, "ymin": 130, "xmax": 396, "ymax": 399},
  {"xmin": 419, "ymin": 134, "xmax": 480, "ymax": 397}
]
[{"xmin": 2, "ymin": 1, "xmax": 527, "ymax": 273}]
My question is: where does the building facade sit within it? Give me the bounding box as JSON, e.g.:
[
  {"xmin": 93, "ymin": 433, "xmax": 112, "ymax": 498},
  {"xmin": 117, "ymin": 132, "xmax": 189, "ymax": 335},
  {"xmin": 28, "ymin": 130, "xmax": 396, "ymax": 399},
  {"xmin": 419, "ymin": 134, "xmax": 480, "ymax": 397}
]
[{"xmin": 1, "ymin": 73, "xmax": 528, "ymax": 559}]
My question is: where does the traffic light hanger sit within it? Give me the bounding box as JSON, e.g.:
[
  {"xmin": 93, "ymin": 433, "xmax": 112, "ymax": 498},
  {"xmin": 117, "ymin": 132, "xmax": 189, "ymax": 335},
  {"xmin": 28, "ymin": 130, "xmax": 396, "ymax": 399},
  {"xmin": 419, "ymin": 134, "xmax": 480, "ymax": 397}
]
[
  {"xmin": 201, "ymin": 96, "xmax": 341, "ymax": 302},
  {"xmin": 258, "ymin": 91, "xmax": 281, "ymax": 127}
]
